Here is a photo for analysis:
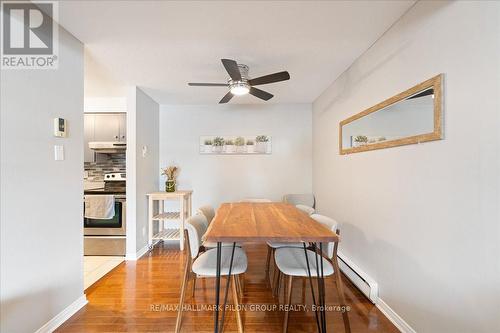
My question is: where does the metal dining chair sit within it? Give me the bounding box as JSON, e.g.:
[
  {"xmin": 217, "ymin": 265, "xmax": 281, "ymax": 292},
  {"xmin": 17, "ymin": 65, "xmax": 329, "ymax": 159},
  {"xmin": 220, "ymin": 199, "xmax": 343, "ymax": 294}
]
[
  {"xmin": 282, "ymin": 193, "xmax": 315, "ymax": 208},
  {"xmin": 266, "ymin": 204, "xmax": 314, "ymax": 294},
  {"xmin": 198, "ymin": 204, "xmax": 243, "ymax": 250},
  {"xmin": 197, "ymin": 205, "xmax": 215, "ymax": 225},
  {"xmin": 239, "ymin": 198, "xmax": 272, "ymax": 203},
  {"xmin": 175, "ymin": 214, "xmax": 248, "ymax": 333},
  {"xmin": 273, "ymin": 214, "xmax": 351, "ymax": 333},
  {"xmin": 295, "ymin": 204, "xmax": 315, "ymax": 215},
  {"xmin": 195, "ymin": 206, "xmax": 244, "ymax": 298},
  {"xmin": 238, "ymin": 199, "xmax": 284, "ymax": 290}
]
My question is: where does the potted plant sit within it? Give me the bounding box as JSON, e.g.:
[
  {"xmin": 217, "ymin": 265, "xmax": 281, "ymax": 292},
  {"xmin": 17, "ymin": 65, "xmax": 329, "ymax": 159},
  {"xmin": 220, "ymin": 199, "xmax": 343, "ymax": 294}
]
[
  {"xmin": 161, "ymin": 166, "xmax": 178, "ymax": 192},
  {"xmin": 225, "ymin": 139, "xmax": 235, "ymax": 153},
  {"xmin": 213, "ymin": 136, "xmax": 224, "ymax": 153},
  {"xmin": 235, "ymin": 136, "xmax": 246, "ymax": 153},
  {"xmin": 353, "ymin": 135, "xmax": 368, "ymax": 147},
  {"xmin": 255, "ymin": 135, "xmax": 269, "ymax": 153},
  {"xmin": 203, "ymin": 138, "xmax": 213, "ymax": 153},
  {"xmin": 246, "ymin": 139, "xmax": 255, "ymax": 153}
]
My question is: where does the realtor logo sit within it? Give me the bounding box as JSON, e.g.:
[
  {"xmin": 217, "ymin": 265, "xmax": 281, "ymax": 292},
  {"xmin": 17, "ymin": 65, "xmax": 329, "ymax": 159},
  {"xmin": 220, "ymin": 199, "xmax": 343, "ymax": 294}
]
[{"xmin": 1, "ymin": 1, "xmax": 58, "ymax": 69}]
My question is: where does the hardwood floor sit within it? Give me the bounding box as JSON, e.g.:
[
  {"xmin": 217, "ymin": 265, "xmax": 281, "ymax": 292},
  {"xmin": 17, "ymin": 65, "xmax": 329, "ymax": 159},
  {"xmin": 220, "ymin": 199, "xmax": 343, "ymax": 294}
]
[{"xmin": 58, "ymin": 243, "xmax": 399, "ymax": 333}]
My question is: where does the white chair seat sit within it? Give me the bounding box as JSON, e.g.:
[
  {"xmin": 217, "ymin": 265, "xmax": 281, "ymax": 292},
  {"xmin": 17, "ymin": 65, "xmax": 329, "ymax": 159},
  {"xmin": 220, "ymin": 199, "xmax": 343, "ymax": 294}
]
[
  {"xmin": 275, "ymin": 247, "xmax": 334, "ymax": 277},
  {"xmin": 267, "ymin": 241, "xmax": 304, "ymax": 249},
  {"xmin": 203, "ymin": 241, "xmax": 242, "ymax": 248},
  {"xmin": 192, "ymin": 247, "xmax": 248, "ymax": 276},
  {"xmin": 295, "ymin": 204, "xmax": 315, "ymax": 215}
]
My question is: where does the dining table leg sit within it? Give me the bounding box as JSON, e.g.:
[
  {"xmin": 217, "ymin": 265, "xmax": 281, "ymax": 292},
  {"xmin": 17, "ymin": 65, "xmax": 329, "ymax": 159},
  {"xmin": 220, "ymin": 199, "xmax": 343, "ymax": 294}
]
[
  {"xmin": 312, "ymin": 243, "xmax": 325, "ymax": 332},
  {"xmin": 316, "ymin": 243, "xmax": 327, "ymax": 332},
  {"xmin": 303, "ymin": 243, "xmax": 321, "ymax": 333},
  {"xmin": 219, "ymin": 243, "xmax": 237, "ymax": 330},
  {"xmin": 214, "ymin": 242, "xmax": 222, "ymax": 333}
]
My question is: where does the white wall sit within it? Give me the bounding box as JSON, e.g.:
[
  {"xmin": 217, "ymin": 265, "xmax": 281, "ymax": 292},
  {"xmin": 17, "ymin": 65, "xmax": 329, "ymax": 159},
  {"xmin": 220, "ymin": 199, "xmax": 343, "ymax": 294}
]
[
  {"xmin": 84, "ymin": 97, "xmax": 126, "ymax": 113},
  {"xmin": 126, "ymin": 87, "xmax": 159, "ymax": 256},
  {"xmin": 313, "ymin": 2, "xmax": 500, "ymax": 332},
  {"xmin": 84, "ymin": 49, "xmax": 126, "ymax": 98},
  {"xmin": 159, "ymin": 104, "xmax": 312, "ymax": 210},
  {"xmin": 0, "ymin": 28, "xmax": 85, "ymax": 332}
]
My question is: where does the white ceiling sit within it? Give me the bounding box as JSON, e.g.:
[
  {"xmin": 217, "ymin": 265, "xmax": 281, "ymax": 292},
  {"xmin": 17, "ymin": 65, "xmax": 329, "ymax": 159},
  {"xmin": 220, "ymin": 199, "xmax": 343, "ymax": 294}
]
[{"xmin": 58, "ymin": 1, "xmax": 415, "ymax": 105}]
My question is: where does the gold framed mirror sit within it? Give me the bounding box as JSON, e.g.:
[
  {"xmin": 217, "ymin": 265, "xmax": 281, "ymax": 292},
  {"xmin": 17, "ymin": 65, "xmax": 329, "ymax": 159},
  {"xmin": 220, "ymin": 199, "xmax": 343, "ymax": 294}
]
[{"xmin": 339, "ymin": 74, "xmax": 443, "ymax": 154}]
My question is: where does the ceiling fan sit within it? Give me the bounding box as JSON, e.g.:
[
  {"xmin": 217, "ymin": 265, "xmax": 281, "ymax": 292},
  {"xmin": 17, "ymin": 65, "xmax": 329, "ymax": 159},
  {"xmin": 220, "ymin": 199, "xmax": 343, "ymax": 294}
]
[{"xmin": 188, "ymin": 59, "xmax": 290, "ymax": 104}]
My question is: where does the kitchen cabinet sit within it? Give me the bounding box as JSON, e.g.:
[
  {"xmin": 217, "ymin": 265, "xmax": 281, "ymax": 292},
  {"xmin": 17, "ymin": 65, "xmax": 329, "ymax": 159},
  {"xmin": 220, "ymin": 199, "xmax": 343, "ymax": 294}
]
[
  {"xmin": 84, "ymin": 114, "xmax": 95, "ymax": 163},
  {"xmin": 94, "ymin": 114, "xmax": 121, "ymax": 141},
  {"xmin": 118, "ymin": 114, "xmax": 126, "ymax": 141},
  {"xmin": 84, "ymin": 113, "xmax": 126, "ymax": 162}
]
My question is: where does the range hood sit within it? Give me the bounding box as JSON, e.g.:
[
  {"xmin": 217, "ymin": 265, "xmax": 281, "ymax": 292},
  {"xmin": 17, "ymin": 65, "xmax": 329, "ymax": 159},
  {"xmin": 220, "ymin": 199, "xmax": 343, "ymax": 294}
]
[{"xmin": 89, "ymin": 142, "xmax": 126, "ymax": 153}]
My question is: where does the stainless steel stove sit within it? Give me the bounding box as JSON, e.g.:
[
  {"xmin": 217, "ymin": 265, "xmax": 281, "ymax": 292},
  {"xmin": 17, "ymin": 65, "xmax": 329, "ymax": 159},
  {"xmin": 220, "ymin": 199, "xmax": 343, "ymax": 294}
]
[{"xmin": 84, "ymin": 173, "xmax": 126, "ymax": 256}]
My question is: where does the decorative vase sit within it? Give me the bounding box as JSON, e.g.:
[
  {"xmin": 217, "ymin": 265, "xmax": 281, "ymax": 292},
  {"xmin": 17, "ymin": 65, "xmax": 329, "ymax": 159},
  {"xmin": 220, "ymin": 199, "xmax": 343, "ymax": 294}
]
[
  {"xmin": 225, "ymin": 145, "xmax": 235, "ymax": 153},
  {"xmin": 204, "ymin": 144, "xmax": 212, "ymax": 153},
  {"xmin": 213, "ymin": 145, "xmax": 223, "ymax": 153},
  {"xmin": 256, "ymin": 142, "xmax": 268, "ymax": 153},
  {"xmin": 165, "ymin": 179, "xmax": 176, "ymax": 192},
  {"xmin": 246, "ymin": 145, "xmax": 255, "ymax": 153}
]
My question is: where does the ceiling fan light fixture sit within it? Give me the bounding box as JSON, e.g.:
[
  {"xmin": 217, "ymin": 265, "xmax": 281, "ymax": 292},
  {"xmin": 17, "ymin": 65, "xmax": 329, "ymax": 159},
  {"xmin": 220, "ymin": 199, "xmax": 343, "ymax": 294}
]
[
  {"xmin": 230, "ymin": 82, "xmax": 250, "ymax": 96},
  {"xmin": 188, "ymin": 59, "xmax": 290, "ymax": 103}
]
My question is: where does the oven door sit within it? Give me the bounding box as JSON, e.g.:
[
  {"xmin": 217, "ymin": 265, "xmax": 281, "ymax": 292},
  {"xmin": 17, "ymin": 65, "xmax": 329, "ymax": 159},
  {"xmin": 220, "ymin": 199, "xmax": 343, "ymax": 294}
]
[{"xmin": 84, "ymin": 199, "xmax": 126, "ymax": 236}]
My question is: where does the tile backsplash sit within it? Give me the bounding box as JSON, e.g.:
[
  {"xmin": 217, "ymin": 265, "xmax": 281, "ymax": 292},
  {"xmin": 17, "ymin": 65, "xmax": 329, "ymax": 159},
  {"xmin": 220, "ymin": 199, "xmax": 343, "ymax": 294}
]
[{"xmin": 84, "ymin": 153, "xmax": 126, "ymax": 181}]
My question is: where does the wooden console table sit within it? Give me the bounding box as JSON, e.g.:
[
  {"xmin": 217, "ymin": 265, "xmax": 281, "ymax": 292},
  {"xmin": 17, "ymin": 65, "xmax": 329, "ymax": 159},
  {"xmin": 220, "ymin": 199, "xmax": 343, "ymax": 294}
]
[{"xmin": 147, "ymin": 190, "xmax": 192, "ymax": 250}]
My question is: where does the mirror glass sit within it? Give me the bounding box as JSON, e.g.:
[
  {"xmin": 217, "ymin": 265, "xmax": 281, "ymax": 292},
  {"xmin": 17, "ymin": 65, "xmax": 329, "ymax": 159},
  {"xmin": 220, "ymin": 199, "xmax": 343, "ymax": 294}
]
[
  {"xmin": 339, "ymin": 75, "xmax": 442, "ymax": 154},
  {"xmin": 342, "ymin": 88, "xmax": 435, "ymax": 149}
]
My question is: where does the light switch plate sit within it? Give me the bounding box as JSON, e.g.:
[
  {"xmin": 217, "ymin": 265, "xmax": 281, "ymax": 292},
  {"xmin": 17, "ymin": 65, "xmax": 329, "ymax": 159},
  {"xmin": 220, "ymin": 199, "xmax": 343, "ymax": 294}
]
[{"xmin": 54, "ymin": 145, "xmax": 64, "ymax": 161}]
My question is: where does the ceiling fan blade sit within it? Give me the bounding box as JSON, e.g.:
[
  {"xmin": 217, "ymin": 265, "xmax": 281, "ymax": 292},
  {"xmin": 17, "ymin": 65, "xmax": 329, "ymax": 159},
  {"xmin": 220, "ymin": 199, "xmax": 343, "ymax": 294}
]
[
  {"xmin": 248, "ymin": 71, "xmax": 290, "ymax": 86},
  {"xmin": 249, "ymin": 87, "xmax": 273, "ymax": 101},
  {"xmin": 219, "ymin": 91, "xmax": 234, "ymax": 104},
  {"xmin": 221, "ymin": 59, "xmax": 242, "ymax": 81},
  {"xmin": 188, "ymin": 83, "xmax": 228, "ymax": 87}
]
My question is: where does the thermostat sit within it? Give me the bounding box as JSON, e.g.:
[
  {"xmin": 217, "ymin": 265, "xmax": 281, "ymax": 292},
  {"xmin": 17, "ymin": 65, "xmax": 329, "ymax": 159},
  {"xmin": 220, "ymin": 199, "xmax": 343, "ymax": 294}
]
[{"xmin": 54, "ymin": 118, "xmax": 67, "ymax": 137}]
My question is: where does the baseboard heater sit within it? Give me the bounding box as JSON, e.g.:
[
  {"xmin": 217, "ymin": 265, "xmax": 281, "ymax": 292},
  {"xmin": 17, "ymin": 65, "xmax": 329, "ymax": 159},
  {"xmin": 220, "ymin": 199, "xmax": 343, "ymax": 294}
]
[{"xmin": 337, "ymin": 251, "xmax": 379, "ymax": 303}]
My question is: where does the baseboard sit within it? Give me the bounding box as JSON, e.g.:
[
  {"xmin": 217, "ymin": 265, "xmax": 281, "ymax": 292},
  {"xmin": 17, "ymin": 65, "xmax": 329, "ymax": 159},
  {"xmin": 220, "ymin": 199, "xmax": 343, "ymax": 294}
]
[
  {"xmin": 337, "ymin": 251, "xmax": 379, "ymax": 303},
  {"xmin": 35, "ymin": 294, "xmax": 87, "ymax": 333},
  {"xmin": 126, "ymin": 242, "xmax": 153, "ymax": 261},
  {"xmin": 337, "ymin": 252, "xmax": 416, "ymax": 333},
  {"xmin": 376, "ymin": 298, "xmax": 417, "ymax": 333}
]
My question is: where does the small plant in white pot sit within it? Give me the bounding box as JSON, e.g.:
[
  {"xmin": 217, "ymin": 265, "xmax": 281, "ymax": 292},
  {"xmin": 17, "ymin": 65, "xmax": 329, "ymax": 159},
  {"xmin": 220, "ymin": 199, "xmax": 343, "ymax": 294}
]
[
  {"xmin": 235, "ymin": 136, "xmax": 246, "ymax": 153},
  {"xmin": 246, "ymin": 139, "xmax": 255, "ymax": 153},
  {"xmin": 203, "ymin": 138, "xmax": 213, "ymax": 153},
  {"xmin": 353, "ymin": 135, "xmax": 368, "ymax": 147},
  {"xmin": 255, "ymin": 135, "xmax": 269, "ymax": 153},
  {"xmin": 225, "ymin": 139, "xmax": 235, "ymax": 153},
  {"xmin": 213, "ymin": 136, "xmax": 224, "ymax": 153}
]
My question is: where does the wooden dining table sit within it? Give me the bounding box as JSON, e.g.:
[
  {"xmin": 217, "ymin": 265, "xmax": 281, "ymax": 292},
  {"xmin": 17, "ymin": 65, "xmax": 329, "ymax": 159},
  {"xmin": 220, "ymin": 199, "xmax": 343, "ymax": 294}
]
[{"xmin": 203, "ymin": 202, "xmax": 346, "ymax": 333}]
